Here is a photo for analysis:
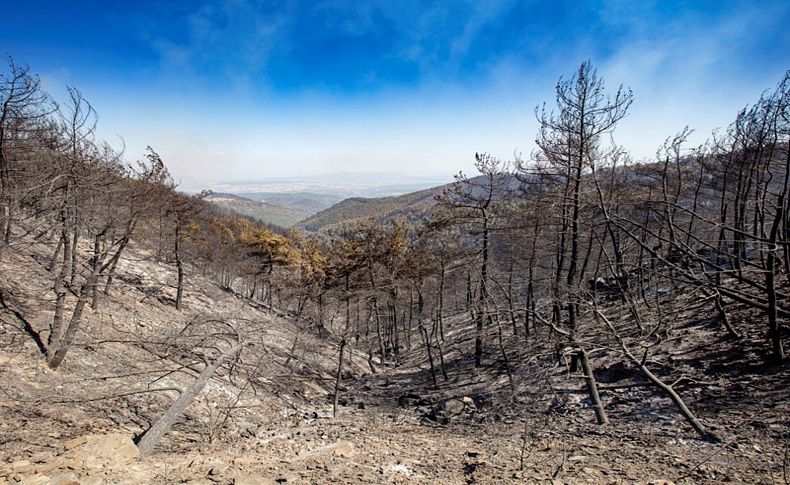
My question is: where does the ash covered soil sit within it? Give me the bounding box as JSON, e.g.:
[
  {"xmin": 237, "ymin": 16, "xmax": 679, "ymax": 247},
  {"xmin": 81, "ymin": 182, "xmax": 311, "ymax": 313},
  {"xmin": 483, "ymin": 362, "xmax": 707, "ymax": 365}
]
[{"xmin": 0, "ymin": 238, "xmax": 788, "ymax": 484}]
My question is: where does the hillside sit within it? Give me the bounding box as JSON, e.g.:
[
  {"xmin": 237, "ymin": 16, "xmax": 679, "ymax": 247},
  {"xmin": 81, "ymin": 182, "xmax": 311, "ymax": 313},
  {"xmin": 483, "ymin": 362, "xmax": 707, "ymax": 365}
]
[
  {"xmin": 297, "ymin": 185, "xmax": 445, "ymax": 232},
  {"xmin": 205, "ymin": 193, "xmax": 311, "ymax": 228},
  {"xmin": 241, "ymin": 192, "xmax": 343, "ymax": 215},
  {"xmin": 1, "ymin": 225, "xmax": 787, "ymax": 484},
  {"xmin": 0, "ymin": 226, "xmax": 414, "ymax": 482}
]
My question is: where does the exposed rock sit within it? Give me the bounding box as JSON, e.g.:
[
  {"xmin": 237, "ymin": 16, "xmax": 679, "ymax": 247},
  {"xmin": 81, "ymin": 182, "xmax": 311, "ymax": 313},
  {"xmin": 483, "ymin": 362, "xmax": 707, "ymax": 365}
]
[
  {"xmin": 582, "ymin": 466, "xmax": 599, "ymax": 475},
  {"xmin": 442, "ymin": 399, "xmax": 466, "ymax": 415},
  {"xmin": 17, "ymin": 475, "xmax": 50, "ymax": 485},
  {"xmin": 330, "ymin": 441, "xmax": 355, "ymax": 458},
  {"xmin": 397, "ymin": 393, "xmax": 425, "ymax": 407},
  {"xmin": 294, "ymin": 440, "xmax": 356, "ymax": 461},
  {"xmin": 207, "ymin": 464, "xmax": 229, "ymax": 476},
  {"xmin": 85, "ymin": 433, "xmax": 140, "ymax": 462},
  {"xmin": 388, "ymin": 463, "xmax": 411, "ymax": 476},
  {"xmin": 64, "ymin": 436, "xmax": 89, "ymax": 450}
]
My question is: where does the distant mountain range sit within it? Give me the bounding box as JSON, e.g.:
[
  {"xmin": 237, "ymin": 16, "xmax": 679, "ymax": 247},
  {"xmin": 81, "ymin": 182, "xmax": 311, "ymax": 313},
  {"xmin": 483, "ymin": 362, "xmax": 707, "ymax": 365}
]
[
  {"xmin": 202, "ymin": 173, "xmax": 513, "ymax": 231},
  {"xmin": 207, "ymin": 172, "xmax": 451, "ymax": 197}
]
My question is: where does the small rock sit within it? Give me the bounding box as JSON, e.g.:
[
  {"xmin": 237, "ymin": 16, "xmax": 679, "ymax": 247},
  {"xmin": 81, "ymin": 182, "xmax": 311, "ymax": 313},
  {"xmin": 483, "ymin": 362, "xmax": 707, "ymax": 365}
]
[
  {"xmin": 443, "ymin": 399, "xmax": 466, "ymax": 415},
  {"xmin": 389, "ymin": 463, "xmax": 411, "ymax": 476},
  {"xmin": 275, "ymin": 472, "xmax": 298, "ymax": 483},
  {"xmin": 64, "ymin": 436, "xmax": 89, "ymax": 450},
  {"xmin": 208, "ymin": 465, "xmax": 228, "ymax": 476},
  {"xmin": 91, "ymin": 433, "xmax": 140, "ymax": 461},
  {"xmin": 18, "ymin": 475, "xmax": 50, "ymax": 485},
  {"xmin": 33, "ymin": 459, "xmax": 63, "ymax": 474},
  {"xmin": 48, "ymin": 471, "xmax": 80, "ymax": 485},
  {"xmin": 232, "ymin": 456, "xmax": 256, "ymax": 467},
  {"xmin": 397, "ymin": 393, "xmax": 423, "ymax": 407},
  {"xmin": 331, "ymin": 441, "xmax": 355, "ymax": 458}
]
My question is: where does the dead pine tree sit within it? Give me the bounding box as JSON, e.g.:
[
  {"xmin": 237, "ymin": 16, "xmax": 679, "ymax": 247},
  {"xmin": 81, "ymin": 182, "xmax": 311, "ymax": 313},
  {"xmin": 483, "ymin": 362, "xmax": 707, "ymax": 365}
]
[
  {"xmin": 525, "ymin": 60, "xmax": 632, "ymax": 374},
  {"xmin": 435, "ymin": 153, "xmax": 511, "ymax": 367}
]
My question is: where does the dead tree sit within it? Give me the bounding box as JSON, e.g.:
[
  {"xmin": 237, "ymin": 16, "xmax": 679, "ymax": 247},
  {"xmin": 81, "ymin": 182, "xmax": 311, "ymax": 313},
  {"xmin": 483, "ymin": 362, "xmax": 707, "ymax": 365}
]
[
  {"xmin": 0, "ymin": 57, "xmax": 52, "ymax": 251},
  {"xmin": 136, "ymin": 339, "xmax": 243, "ymax": 457},
  {"xmin": 435, "ymin": 153, "xmax": 511, "ymax": 366},
  {"xmin": 593, "ymin": 303, "xmax": 719, "ymax": 441},
  {"xmin": 332, "ymin": 337, "xmax": 346, "ymax": 418},
  {"xmin": 578, "ymin": 347, "xmax": 608, "ymax": 425},
  {"xmin": 531, "ymin": 60, "xmax": 632, "ymax": 343}
]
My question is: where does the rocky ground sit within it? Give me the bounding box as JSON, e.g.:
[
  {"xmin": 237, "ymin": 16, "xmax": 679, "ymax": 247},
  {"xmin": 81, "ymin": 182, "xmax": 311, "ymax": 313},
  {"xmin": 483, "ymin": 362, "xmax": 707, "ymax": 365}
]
[{"xmin": 0, "ymin": 235, "xmax": 788, "ymax": 484}]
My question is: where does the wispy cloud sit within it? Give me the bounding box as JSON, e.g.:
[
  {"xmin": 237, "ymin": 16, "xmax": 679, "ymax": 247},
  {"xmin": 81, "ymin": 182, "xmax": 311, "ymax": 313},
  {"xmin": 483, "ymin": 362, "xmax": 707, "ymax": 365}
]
[
  {"xmin": 597, "ymin": 0, "xmax": 790, "ymax": 157},
  {"xmin": 144, "ymin": 0, "xmax": 291, "ymax": 91}
]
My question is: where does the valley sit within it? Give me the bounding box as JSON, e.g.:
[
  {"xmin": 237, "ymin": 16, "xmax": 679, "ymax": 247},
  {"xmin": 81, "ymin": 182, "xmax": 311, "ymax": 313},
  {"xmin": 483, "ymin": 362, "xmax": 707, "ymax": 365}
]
[{"xmin": 1, "ymin": 7, "xmax": 789, "ymax": 483}]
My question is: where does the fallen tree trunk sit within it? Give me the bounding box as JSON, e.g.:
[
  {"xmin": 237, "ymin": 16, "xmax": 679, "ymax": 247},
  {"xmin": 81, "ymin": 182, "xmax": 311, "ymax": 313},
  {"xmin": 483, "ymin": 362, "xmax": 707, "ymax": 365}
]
[
  {"xmin": 136, "ymin": 339, "xmax": 242, "ymax": 457},
  {"xmin": 578, "ymin": 347, "xmax": 609, "ymax": 425},
  {"xmin": 592, "ymin": 304, "xmax": 720, "ymax": 442}
]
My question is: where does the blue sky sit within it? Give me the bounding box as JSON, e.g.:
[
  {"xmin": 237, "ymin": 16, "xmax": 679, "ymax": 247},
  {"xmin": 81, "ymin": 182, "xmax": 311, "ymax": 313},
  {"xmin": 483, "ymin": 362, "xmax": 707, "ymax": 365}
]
[{"xmin": 3, "ymin": 0, "xmax": 789, "ymax": 189}]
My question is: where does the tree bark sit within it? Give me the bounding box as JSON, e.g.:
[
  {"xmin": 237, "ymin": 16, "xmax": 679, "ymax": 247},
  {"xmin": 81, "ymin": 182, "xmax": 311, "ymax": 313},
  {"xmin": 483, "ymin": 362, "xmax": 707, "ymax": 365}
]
[{"xmin": 47, "ymin": 271, "xmax": 101, "ymax": 369}]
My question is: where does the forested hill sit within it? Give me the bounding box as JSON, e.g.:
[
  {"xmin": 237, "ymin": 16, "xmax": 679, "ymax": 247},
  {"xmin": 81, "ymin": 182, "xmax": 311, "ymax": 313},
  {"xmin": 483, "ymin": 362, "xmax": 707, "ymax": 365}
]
[
  {"xmin": 295, "ymin": 184, "xmax": 445, "ymax": 232},
  {"xmin": 204, "ymin": 192, "xmax": 312, "ymax": 227}
]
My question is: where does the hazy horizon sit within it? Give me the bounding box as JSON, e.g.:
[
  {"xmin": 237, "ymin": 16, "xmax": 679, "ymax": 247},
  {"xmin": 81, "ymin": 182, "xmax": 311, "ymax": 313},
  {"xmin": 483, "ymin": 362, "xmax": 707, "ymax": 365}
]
[
  {"xmin": 193, "ymin": 170, "xmax": 454, "ymax": 197},
  {"xmin": 5, "ymin": 1, "xmax": 789, "ymax": 188}
]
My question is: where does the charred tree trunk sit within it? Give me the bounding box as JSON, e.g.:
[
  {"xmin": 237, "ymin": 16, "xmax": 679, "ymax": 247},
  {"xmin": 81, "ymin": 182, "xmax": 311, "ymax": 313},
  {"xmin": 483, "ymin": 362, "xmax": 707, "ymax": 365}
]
[
  {"xmin": 47, "ymin": 269, "xmax": 101, "ymax": 369},
  {"xmin": 766, "ymin": 200, "xmax": 786, "ymax": 361},
  {"xmin": 48, "ymin": 235, "xmax": 64, "ymax": 272},
  {"xmin": 333, "ymin": 338, "xmax": 346, "ymax": 418},
  {"xmin": 475, "ymin": 215, "xmax": 490, "ymax": 367},
  {"xmin": 578, "ymin": 347, "xmax": 608, "ymax": 425},
  {"xmin": 175, "ymin": 222, "xmax": 184, "ymax": 310},
  {"xmin": 136, "ymin": 340, "xmax": 242, "ymax": 457},
  {"xmin": 49, "ymin": 217, "xmax": 72, "ymax": 353},
  {"xmin": 437, "ymin": 259, "xmax": 446, "ymax": 341}
]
